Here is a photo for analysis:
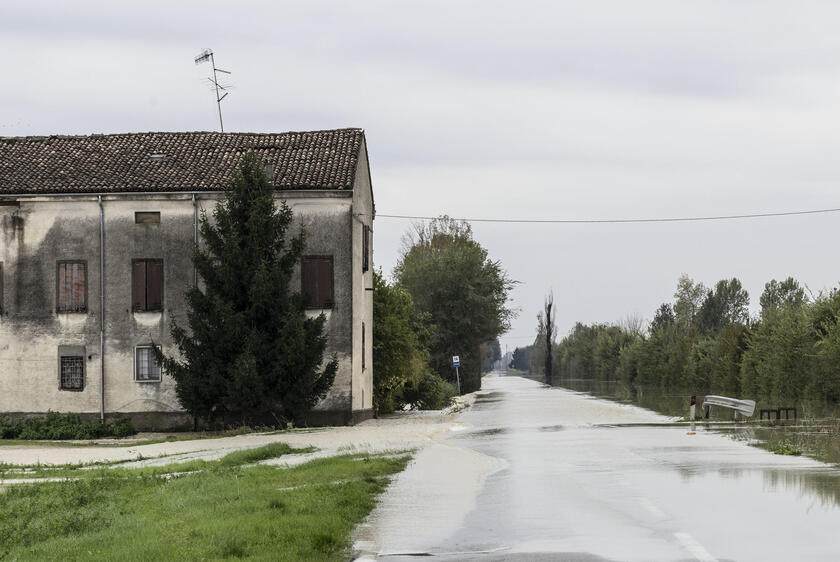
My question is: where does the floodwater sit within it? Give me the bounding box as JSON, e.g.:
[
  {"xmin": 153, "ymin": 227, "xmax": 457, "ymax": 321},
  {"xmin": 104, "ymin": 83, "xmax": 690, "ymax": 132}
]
[{"xmin": 355, "ymin": 375, "xmax": 840, "ymax": 561}]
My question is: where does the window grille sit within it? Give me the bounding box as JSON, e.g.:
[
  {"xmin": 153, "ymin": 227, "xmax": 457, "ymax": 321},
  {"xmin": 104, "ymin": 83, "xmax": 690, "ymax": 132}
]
[
  {"xmin": 60, "ymin": 356, "xmax": 85, "ymax": 390},
  {"xmin": 135, "ymin": 346, "xmax": 162, "ymax": 382}
]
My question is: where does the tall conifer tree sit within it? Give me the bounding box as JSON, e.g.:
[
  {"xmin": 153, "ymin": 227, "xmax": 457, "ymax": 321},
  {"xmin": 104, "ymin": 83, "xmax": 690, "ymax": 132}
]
[{"xmin": 159, "ymin": 152, "xmax": 337, "ymax": 426}]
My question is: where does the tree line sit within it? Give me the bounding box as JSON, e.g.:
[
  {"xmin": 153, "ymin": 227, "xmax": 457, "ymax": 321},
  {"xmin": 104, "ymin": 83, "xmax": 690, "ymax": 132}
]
[{"xmin": 514, "ymin": 275, "xmax": 840, "ymax": 410}]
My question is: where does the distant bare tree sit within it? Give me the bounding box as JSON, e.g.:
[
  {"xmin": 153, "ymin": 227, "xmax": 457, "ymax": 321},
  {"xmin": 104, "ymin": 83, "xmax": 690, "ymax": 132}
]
[
  {"xmin": 618, "ymin": 313, "xmax": 645, "ymax": 337},
  {"xmin": 544, "ymin": 293, "xmax": 555, "ymax": 386}
]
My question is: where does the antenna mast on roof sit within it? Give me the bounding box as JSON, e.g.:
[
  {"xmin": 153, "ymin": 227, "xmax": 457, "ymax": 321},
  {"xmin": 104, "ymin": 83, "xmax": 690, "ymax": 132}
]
[{"xmin": 194, "ymin": 48, "xmax": 232, "ymax": 132}]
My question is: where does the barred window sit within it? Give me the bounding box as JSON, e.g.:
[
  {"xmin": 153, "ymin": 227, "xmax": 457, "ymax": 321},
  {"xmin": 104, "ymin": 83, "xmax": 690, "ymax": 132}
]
[
  {"xmin": 57, "ymin": 261, "xmax": 87, "ymax": 312},
  {"xmin": 60, "ymin": 356, "xmax": 85, "ymax": 391},
  {"xmin": 135, "ymin": 346, "xmax": 162, "ymax": 382}
]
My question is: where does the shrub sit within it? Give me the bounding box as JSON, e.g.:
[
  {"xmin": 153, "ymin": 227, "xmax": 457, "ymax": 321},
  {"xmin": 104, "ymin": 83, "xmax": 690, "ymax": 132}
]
[
  {"xmin": 0, "ymin": 412, "xmax": 137, "ymax": 440},
  {"xmin": 403, "ymin": 371, "xmax": 457, "ymax": 410}
]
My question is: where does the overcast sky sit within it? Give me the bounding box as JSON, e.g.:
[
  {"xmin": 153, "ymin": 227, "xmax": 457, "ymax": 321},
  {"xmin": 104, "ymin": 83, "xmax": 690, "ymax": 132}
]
[{"xmin": 4, "ymin": 1, "xmax": 840, "ymax": 353}]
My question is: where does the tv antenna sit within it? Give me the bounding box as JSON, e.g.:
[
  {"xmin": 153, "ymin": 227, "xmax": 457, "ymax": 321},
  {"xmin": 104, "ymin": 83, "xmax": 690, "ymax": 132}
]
[{"xmin": 194, "ymin": 48, "xmax": 232, "ymax": 132}]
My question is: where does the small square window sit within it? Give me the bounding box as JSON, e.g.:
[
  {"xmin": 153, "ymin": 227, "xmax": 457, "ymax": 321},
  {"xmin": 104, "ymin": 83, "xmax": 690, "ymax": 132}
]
[
  {"xmin": 135, "ymin": 346, "xmax": 162, "ymax": 382},
  {"xmin": 135, "ymin": 212, "xmax": 161, "ymax": 224},
  {"xmin": 60, "ymin": 356, "xmax": 85, "ymax": 391}
]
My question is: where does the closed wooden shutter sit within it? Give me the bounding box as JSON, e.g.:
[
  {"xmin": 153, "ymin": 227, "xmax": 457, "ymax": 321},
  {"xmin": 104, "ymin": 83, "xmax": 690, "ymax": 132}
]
[
  {"xmin": 318, "ymin": 258, "xmax": 333, "ymax": 307},
  {"xmin": 362, "ymin": 225, "xmax": 370, "ymax": 272},
  {"xmin": 72, "ymin": 263, "xmax": 86, "ymax": 311},
  {"xmin": 132, "ymin": 260, "xmax": 163, "ymax": 311},
  {"xmin": 302, "ymin": 256, "xmax": 333, "ymax": 308},
  {"xmin": 57, "ymin": 262, "xmax": 86, "ymax": 312},
  {"xmin": 132, "ymin": 261, "xmax": 146, "ymax": 311},
  {"xmin": 147, "ymin": 261, "xmax": 163, "ymax": 311}
]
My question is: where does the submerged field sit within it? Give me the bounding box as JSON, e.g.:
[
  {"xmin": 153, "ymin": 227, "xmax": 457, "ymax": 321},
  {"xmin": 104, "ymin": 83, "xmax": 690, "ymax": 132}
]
[
  {"xmin": 536, "ymin": 375, "xmax": 840, "ymax": 465},
  {"xmin": 0, "ymin": 443, "xmax": 410, "ymax": 561}
]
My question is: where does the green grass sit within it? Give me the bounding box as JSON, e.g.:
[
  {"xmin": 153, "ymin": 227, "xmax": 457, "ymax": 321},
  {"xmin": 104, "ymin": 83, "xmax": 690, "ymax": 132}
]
[{"xmin": 0, "ymin": 444, "xmax": 410, "ymax": 560}]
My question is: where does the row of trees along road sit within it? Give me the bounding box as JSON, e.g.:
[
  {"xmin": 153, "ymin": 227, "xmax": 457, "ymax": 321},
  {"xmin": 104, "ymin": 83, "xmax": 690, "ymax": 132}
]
[
  {"xmin": 374, "ymin": 216, "xmax": 515, "ymax": 413},
  {"xmin": 515, "ymin": 275, "xmax": 840, "ymax": 414}
]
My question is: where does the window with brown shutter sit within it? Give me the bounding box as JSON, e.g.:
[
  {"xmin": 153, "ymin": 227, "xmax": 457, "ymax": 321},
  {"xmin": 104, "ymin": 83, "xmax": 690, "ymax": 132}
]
[
  {"xmin": 362, "ymin": 225, "xmax": 371, "ymax": 273},
  {"xmin": 362, "ymin": 322, "xmax": 366, "ymax": 370},
  {"xmin": 132, "ymin": 259, "xmax": 164, "ymax": 312},
  {"xmin": 56, "ymin": 261, "xmax": 87, "ymax": 313},
  {"xmin": 302, "ymin": 256, "xmax": 334, "ymax": 309}
]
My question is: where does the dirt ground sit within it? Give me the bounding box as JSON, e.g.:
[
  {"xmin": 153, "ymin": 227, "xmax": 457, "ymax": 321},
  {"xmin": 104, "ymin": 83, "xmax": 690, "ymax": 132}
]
[{"xmin": 0, "ymin": 396, "xmax": 476, "ymax": 468}]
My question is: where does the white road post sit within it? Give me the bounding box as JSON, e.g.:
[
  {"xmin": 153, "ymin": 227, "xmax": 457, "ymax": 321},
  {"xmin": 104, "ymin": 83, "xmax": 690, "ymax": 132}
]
[{"xmin": 688, "ymin": 394, "xmax": 697, "ymax": 435}]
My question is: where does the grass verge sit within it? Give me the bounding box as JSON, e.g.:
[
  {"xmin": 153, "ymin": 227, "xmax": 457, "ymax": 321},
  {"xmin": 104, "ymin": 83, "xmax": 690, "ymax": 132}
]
[{"xmin": 0, "ymin": 444, "xmax": 410, "ymax": 560}]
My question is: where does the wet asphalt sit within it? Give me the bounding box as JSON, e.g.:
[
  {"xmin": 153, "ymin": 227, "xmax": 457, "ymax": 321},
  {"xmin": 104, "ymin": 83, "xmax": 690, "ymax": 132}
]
[{"xmin": 357, "ymin": 374, "xmax": 840, "ymax": 562}]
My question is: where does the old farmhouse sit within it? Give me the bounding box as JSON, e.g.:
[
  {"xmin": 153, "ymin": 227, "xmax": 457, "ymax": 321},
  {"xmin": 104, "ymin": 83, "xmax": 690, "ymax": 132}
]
[{"xmin": 0, "ymin": 128, "xmax": 374, "ymax": 429}]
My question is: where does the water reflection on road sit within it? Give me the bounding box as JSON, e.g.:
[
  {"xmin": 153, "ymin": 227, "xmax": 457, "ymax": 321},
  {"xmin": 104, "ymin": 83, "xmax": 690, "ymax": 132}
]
[{"xmin": 363, "ymin": 375, "xmax": 840, "ymax": 561}]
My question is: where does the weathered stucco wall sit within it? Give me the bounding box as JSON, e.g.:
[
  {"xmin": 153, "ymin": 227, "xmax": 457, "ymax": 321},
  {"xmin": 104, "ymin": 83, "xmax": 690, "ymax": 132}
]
[
  {"xmin": 0, "ymin": 189, "xmax": 365, "ymax": 429},
  {"xmin": 351, "ymin": 143, "xmax": 374, "ymax": 420}
]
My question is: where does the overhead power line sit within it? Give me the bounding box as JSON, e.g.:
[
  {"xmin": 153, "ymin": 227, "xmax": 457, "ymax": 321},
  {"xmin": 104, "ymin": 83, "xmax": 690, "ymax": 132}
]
[{"xmin": 372, "ymin": 207, "xmax": 840, "ymax": 224}]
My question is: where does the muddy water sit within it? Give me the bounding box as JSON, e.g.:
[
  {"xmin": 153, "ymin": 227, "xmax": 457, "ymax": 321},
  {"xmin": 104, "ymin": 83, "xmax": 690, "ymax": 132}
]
[
  {"xmin": 361, "ymin": 375, "xmax": 840, "ymax": 561},
  {"xmin": 550, "ymin": 376, "xmax": 840, "ymax": 465}
]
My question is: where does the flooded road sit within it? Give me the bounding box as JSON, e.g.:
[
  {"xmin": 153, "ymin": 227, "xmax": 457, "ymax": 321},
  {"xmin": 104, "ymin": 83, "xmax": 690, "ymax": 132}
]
[{"xmin": 356, "ymin": 374, "xmax": 840, "ymax": 561}]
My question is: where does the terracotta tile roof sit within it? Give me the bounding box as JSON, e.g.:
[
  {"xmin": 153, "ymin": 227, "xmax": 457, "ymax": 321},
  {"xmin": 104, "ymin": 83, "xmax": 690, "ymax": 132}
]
[{"xmin": 0, "ymin": 129, "xmax": 364, "ymax": 194}]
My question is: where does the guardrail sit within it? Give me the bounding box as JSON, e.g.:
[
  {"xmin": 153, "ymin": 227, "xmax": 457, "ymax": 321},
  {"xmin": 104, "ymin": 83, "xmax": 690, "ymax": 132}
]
[{"xmin": 703, "ymin": 395, "xmax": 756, "ymax": 420}]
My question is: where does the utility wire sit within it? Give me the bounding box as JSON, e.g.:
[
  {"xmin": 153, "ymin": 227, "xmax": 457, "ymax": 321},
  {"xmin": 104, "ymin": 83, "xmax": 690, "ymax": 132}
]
[{"xmin": 371, "ymin": 206, "xmax": 840, "ymax": 224}]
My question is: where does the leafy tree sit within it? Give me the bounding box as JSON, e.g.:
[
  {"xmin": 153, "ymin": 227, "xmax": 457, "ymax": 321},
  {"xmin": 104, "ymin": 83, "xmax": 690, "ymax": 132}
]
[
  {"xmin": 394, "ymin": 216, "xmax": 516, "ymax": 393},
  {"xmin": 158, "ymin": 152, "xmax": 337, "ymax": 427},
  {"xmin": 510, "ymin": 346, "xmax": 532, "ymax": 371},
  {"xmin": 650, "ymin": 303, "xmax": 675, "ymax": 333},
  {"xmin": 480, "ymin": 339, "xmax": 502, "ymax": 373},
  {"xmin": 697, "ymin": 278, "xmax": 750, "ymax": 333},
  {"xmin": 372, "ymin": 270, "xmax": 430, "ymax": 414},
  {"xmin": 530, "ymin": 312, "xmax": 547, "ymax": 377},
  {"xmin": 742, "ymin": 304, "xmax": 814, "ymax": 402},
  {"xmin": 543, "ymin": 293, "xmax": 556, "ymax": 385},
  {"xmin": 760, "ymin": 277, "xmax": 807, "ymax": 314},
  {"xmin": 673, "ymin": 275, "xmax": 706, "ymax": 331}
]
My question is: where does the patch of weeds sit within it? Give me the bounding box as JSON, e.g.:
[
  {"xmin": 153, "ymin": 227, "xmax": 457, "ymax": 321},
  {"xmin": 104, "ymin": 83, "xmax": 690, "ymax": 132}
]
[
  {"xmin": 311, "ymin": 531, "xmax": 341, "ymax": 554},
  {"xmin": 214, "ymin": 535, "xmax": 248, "ymax": 558},
  {"xmin": 0, "ymin": 412, "xmax": 136, "ymax": 440},
  {"xmin": 267, "ymin": 497, "xmax": 286, "ymax": 511},
  {"xmin": 770, "ymin": 440, "xmax": 803, "ymax": 456}
]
